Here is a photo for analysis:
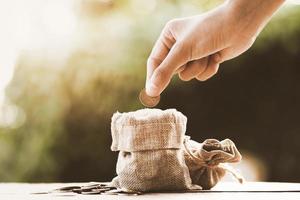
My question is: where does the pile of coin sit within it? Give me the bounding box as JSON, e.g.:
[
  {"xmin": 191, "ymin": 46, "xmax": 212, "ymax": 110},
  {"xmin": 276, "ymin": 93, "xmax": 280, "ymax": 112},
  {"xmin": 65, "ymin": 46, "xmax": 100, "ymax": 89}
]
[
  {"xmin": 139, "ymin": 88, "xmax": 160, "ymax": 107},
  {"xmin": 50, "ymin": 182, "xmax": 141, "ymax": 195}
]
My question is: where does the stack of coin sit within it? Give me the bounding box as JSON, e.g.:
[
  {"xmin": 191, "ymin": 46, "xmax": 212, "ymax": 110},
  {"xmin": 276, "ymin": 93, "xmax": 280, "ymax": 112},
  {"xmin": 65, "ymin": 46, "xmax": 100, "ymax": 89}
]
[{"xmin": 139, "ymin": 88, "xmax": 160, "ymax": 107}]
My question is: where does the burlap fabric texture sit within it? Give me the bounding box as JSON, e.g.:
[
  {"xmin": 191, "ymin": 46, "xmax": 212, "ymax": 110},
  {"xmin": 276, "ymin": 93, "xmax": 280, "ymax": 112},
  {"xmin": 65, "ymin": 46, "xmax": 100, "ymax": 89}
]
[
  {"xmin": 110, "ymin": 108, "xmax": 243, "ymax": 192},
  {"xmin": 184, "ymin": 137, "xmax": 244, "ymax": 190}
]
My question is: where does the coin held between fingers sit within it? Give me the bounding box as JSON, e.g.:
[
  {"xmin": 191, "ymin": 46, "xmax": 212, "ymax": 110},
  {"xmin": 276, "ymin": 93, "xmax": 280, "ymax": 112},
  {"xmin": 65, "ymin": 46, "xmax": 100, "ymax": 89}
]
[{"xmin": 139, "ymin": 88, "xmax": 160, "ymax": 108}]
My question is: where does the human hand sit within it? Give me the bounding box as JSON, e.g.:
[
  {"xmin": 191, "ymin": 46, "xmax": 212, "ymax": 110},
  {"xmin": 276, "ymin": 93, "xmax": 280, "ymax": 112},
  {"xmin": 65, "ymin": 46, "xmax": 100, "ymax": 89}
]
[{"xmin": 146, "ymin": 0, "xmax": 285, "ymax": 97}]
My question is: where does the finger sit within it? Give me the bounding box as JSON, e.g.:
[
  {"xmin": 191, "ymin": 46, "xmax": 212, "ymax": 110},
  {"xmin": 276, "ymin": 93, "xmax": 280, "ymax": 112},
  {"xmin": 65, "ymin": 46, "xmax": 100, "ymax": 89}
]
[
  {"xmin": 196, "ymin": 54, "xmax": 220, "ymax": 81},
  {"xmin": 212, "ymin": 52, "xmax": 223, "ymax": 63},
  {"xmin": 146, "ymin": 20, "xmax": 178, "ymax": 84},
  {"xmin": 178, "ymin": 58, "xmax": 208, "ymax": 81},
  {"xmin": 175, "ymin": 64, "xmax": 187, "ymax": 74},
  {"xmin": 146, "ymin": 28, "xmax": 175, "ymax": 82},
  {"xmin": 147, "ymin": 33, "xmax": 226, "ymax": 95},
  {"xmin": 147, "ymin": 41, "xmax": 189, "ymax": 96}
]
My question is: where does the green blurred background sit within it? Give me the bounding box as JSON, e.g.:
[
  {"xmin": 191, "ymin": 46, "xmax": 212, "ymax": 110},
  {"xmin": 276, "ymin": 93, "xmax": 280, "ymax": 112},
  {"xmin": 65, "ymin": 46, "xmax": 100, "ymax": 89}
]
[{"xmin": 0, "ymin": 0, "xmax": 300, "ymax": 183}]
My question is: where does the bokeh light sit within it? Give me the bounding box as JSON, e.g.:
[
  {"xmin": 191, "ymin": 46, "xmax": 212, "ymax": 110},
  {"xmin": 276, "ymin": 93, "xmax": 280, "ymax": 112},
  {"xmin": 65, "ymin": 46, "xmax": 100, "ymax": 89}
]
[{"xmin": 223, "ymin": 151, "xmax": 267, "ymax": 182}]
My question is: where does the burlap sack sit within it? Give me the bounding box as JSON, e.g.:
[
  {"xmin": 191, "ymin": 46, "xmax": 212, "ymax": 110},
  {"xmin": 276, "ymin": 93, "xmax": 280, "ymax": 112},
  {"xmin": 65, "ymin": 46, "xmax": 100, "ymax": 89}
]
[
  {"xmin": 110, "ymin": 109, "xmax": 196, "ymax": 192},
  {"xmin": 110, "ymin": 108, "xmax": 243, "ymax": 192},
  {"xmin": 184, "ymin": 137, "xmax": 244, "ymax": 190}
]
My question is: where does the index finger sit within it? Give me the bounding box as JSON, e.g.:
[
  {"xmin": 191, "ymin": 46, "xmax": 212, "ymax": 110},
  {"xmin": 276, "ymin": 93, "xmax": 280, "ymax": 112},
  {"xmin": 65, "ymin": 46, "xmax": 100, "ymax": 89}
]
[
  {"xmin": 146, "ymin": 41, "xmax": 188, "ymax": 97},
  {"xmin": 146, "ymin": 28, "xmax": 175, "ymax": 95}
]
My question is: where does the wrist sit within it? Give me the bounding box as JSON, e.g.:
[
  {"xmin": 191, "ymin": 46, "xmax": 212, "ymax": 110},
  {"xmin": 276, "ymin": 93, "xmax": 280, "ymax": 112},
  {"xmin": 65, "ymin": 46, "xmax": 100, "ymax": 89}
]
[{"xmin": 226, "ymin": 0, "xmax": 285, "ymax": 38}]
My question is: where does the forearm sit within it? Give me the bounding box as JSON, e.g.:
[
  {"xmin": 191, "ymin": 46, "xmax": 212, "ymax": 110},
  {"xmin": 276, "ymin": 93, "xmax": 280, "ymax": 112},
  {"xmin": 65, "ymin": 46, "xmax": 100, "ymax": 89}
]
[{"xmin": 228, "ymin": 0, "xmax": 285, "ymax": 37}]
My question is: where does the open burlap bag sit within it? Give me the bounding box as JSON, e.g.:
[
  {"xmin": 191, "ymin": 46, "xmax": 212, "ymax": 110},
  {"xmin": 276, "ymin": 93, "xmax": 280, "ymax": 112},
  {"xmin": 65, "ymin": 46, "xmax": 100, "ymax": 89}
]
[
  {"xmin": 110, "ymin": 109, "xmax": 196, "ymax": 192},
  {"xmin": 184, "ymin": 137, "xmax": 244, "ymax": 189}
]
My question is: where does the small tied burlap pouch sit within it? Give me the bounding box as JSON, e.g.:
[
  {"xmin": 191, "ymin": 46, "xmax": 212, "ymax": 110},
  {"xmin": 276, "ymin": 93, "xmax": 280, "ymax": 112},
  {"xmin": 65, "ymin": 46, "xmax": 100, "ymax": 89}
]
[
  {"xmin": 110, "ymin": 108, "xmax": 196, "ymax": 192},
  {"xmin": 184, "ymin": 137, "xmax": 244, "ymax": 190}
]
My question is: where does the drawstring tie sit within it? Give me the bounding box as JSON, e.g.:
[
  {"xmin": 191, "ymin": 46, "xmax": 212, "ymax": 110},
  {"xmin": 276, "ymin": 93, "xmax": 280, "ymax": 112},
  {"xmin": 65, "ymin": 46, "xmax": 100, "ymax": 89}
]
[{"xmin": 183, "ymin": 138, "xmax": 244, "ymax": 184}]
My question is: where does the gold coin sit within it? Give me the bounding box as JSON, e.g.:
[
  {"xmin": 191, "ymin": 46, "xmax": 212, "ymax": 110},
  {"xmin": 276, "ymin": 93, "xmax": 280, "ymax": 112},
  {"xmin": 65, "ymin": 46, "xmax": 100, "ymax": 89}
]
[{"xmin": 139, "ymin": 88, "xmax": 160, "ymax": 108}]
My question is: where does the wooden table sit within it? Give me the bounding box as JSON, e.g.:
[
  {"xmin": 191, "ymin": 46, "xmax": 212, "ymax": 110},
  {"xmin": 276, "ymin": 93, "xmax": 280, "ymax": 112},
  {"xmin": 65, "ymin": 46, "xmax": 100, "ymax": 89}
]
[{"xmin": 0, "ymin": 182, "xmax": 299, "ymax": 200}]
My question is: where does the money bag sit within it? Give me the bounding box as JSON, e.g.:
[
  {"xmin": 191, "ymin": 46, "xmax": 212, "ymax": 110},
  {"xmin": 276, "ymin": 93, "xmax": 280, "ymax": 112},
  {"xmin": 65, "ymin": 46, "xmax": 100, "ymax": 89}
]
[
  {"xmin": 183, "ymin": 137, "xmax": 243, "ymax": 190},
  {"xmin": 110, "ymin": 108, "xmax": 243, "ymax": 192},
  {"xmin": 110, "ymin": 109, "xmax": 195, "ymax": 192}
]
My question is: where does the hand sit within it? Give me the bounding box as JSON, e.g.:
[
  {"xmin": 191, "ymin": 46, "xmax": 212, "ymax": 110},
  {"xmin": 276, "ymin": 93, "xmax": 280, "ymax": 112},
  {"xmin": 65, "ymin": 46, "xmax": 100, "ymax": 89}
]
[{"xmin": 146, "ymin": 0, "xmax": 285, "ymax": 97}]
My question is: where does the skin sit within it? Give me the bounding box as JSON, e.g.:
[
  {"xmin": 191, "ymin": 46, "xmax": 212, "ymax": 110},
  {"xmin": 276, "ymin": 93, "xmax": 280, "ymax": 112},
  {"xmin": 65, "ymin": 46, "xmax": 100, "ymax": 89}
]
[{"xmin": 145, "ymin": 0, "xmax": 286, "ymax": 97}]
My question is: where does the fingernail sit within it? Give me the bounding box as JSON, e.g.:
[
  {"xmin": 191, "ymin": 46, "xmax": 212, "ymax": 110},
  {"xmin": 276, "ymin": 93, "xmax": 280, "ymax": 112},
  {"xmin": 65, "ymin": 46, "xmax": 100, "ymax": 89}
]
[{"xmin": 145, "ymin": 81, "xmax": 159, "ymax": 97}]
